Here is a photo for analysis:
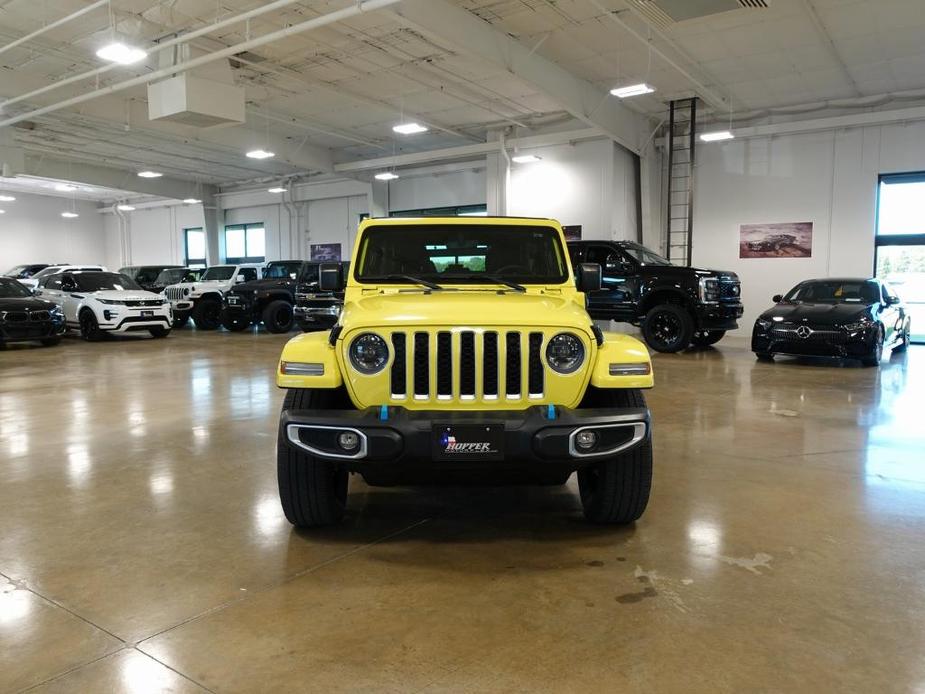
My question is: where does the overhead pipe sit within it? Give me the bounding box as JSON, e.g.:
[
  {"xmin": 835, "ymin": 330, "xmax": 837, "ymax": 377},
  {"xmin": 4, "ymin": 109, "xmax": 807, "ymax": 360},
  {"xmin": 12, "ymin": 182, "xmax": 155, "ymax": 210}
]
[
  {"xmin": 0, "ymin": 0, "xmax": 109, "ymax": 58},
  {"xmin": 0, "ymin": 0, "xmax": 402, "ymax": 128},
  {"xmin": 1, "ymin": 0, "xmax": 330, "ymax": 111}
]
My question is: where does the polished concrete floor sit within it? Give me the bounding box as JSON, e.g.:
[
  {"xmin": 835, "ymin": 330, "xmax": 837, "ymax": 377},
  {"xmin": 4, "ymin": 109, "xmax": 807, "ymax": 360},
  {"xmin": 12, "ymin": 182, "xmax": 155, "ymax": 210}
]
[{"xmin": 1, "ymin": 329, "xmax": 923, "ymax": 693}]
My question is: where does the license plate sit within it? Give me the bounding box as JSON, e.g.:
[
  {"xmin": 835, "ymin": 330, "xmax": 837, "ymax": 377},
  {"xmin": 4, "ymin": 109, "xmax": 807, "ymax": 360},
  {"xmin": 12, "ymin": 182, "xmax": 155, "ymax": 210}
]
[
  {"xmin": 141, "ymin": 310, "xmax": 154, "ymax": 317},
  {"xmin": 228, "ymin": 297, "xmax": 239, "ymax": 304},
  {"xmin": 432, "ymin": 424, "xmax": 504, "ymax": 461}
]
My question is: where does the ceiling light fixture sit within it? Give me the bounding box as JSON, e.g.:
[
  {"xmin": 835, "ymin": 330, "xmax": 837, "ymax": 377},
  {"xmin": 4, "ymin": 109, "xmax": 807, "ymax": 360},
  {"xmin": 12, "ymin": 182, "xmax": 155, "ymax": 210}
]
[
  {"xmin": 55, "ymin": 183, "xmax": 77, "ymax": 192},
  {"xmin": 183, "ymin": 198, "xmax": 202, "ymax": 204},
  {"xmin": 700, "ymin": 130, "xmax": 735, "ymax": 142},
  {"xmin": 96, "ymin": 42, "xmax": 147, "ymax": 65},
  {"xmin": 246, "ymin": 149, "xmax": 275, "ymax": 160},
  {"xmin": 392, "ymin": 122, "xmax": 428, "ymax": 135},
  {"xmin": 0, "ymin": 210, "xmax": 5, "ymax": 214},
  {"xmin": 374, "ymin": 172, "xmax": 399, "ymax": 181},
  {"xmin": 117, "ymin": 204, "xmax": 136, "ymax": 211},
  {"xmin": 268, "ymin": 187, "xmax": 287, "ymax": 194},
  {"xmin": 137, "ymin": 171, "xmax": 162, "ymax": 178},
  {"xmin": 610, "ymin": 83, "xmax": 656, "ymax": 98},
  {"xmin": 61, "ymin": 211, "xmax": 79, "ymax": 218},
  {"xmin": 512, "ymin": 154, "xmax": 542, "ymax": 164},
  {"xmin": 0, "ymin": 195, "xmax": 15, "ymax": 202}
]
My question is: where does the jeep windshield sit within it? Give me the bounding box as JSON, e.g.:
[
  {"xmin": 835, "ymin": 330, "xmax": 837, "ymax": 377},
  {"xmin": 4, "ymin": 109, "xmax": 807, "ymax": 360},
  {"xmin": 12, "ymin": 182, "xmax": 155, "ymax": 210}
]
[
  {"xmin": 618, "ymin": 242, "xmax": 672, "ymax": 266},
  {"xmin": 264, "ymin": 262, "xmax": 307, "ymax": 280},
  {"xmin": 201, "ymin": 266, "xmax": 236, "ymax": 281},
  {"xmin": 72, "ymin": 273, "xmax": 142, "ymax": 292},
  {"xmin": 355, "ymin": 224, "xmax": 568, "ymax": 285},
  {"xmin": 156, "ymin": 268, "xmax": 196, "ymax": 285}
]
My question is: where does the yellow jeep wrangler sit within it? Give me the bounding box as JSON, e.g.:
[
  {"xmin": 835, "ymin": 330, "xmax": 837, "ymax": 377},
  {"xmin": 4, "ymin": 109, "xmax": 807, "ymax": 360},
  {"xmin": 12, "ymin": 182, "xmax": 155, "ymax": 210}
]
[{"xmin": 275, "ymin": 217, "xmax": 654, "ymax": 526}]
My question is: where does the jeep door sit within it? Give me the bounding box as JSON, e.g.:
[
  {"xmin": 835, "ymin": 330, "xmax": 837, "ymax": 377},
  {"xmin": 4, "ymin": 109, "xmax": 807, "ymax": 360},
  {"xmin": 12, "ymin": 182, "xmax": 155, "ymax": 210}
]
[{"xmin": 583, "ymin": 245, "xmax": 639, "ymax": 321}]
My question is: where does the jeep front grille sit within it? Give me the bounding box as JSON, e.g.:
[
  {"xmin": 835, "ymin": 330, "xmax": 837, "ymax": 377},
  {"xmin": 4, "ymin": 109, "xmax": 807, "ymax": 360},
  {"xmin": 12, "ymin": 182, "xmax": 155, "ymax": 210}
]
[
  {"xmin": 165, "ymin": 287, "xmax": 186, "ymax": 301},
  {"xmin": 389, "ymin": 329, "xmax": 545, "ymax": 403}
]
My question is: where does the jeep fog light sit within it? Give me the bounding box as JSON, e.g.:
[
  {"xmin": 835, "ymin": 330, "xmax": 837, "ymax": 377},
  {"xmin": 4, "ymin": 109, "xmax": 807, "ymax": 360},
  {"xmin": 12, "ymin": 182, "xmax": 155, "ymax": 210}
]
[
  {"xmin": 349, "ymin": 333, "xmax": 389, "ymax": 374},
  {"xmin": 575, "ymin": 430, "xmax": 598, "ymax": 450},
  {"xmin": 338, "ymin": 431, "xmax": 360, "ymax": 451},
  {"xmin": 609, "ymin": 363, "xmax": 651, "ymax": 376},
  {"xmin": 546, "ymin": 333, "xmax": 584, "ymax": 373},
  {"xmin": 280, "ymin": 361, "xmax": 324, "ymax": 376}
]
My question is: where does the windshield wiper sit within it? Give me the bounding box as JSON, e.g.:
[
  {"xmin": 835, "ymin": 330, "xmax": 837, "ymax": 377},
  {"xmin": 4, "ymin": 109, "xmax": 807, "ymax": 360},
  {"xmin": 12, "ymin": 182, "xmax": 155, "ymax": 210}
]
[
  {"xmin": 450, "ymin": 274, "xmax": 526, "ymax": 293},
  {"xmin": 368, "ymin": 274, "xmax": 445, "ymax": 291}
]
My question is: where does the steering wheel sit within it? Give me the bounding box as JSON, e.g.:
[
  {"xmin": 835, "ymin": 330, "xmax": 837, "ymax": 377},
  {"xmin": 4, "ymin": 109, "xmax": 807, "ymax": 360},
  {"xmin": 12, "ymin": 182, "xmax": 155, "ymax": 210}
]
[{"xmin": 492, "ymin": 264, "xmax": 530, "ymax": 275}]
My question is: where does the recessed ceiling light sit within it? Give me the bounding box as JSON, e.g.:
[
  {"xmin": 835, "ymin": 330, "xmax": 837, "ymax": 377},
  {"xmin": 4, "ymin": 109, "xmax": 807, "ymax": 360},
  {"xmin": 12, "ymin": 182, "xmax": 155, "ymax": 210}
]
[
  {"xmin": 246, "ymin": 149, "xmax": 275, "ymax": 159},
  {"xmin": 55, "ymin": 183, "xmax": 77, "ymax": 192},
  {"xmin": 0, "ymin": 210, "xmax": 5, "ymax": 214},
  {"xmin": 183, "ymin": 198, "xmax": 202, "ymax": 204},
  {"xmin": 117, "ymin": 204, "xmax": 136, "ymax": 211},
  {"xmin": 512, "ymin": 154, "xmax": 542, "ymax": 164},
  {"xmin": 137, "ymin": 171, "xmax": 162, "ymax": 178},
  {"xmin": 96, "ymin": 42, "xmax": 147, "ymax": 65},
  {"xmin": 0, "ymin": 195, "xmax": 15, "ymax": 202},
  {"xmin": 268, "ymin": 187, "xmax": 287, "ymax": 194},
  {"xmin": 700, "ymin": 130, "xmax": 735, "ymax": 142},
  {"xmin": 61, "ymin": 211, "xmax": 79, "ymax": 218},
  {"xmin": 374, "ymin": 172, "xmax": 399, "ymax": 181},
  {"xmin": 392, "ymin": 122, "xmax": 428, "ymax": 135},
  {"xmin": 610, "ymin": 83, "xmax": 656, "ymax": 98}
]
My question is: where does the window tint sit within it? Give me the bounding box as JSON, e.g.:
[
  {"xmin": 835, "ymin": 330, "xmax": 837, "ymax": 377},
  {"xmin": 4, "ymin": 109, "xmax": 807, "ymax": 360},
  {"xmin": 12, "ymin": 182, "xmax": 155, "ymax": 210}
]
[
  {"xmin": 585, "ymin": 246, "xmax": 627, "ymax": 271},
  {"xmin": 239, "ymin": 268, "xmax": 258, "ymax": 282}
]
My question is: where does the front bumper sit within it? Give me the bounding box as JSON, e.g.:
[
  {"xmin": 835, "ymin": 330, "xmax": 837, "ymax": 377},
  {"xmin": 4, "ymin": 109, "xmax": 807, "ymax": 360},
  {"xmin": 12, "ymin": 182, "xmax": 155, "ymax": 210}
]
[
  {"xmin": 752, "ymin": 327, "xmax": 873, "ymax": 358},
  {"xmin": 280, "ymin": 404, "xmax": 650, "ymax": 475},
  {"xmin": 0, "ymin": 319, "xmax": 66, "ymax": 342},
  {"xmin": 169, "ymin": 300, "xmax": 193, "ymax": 313},
  {"xmin": 695, "ymin": 302, "xmax": 743, "ymax": 330},
  {"xmin": 99, "ymin": 311, "xmax": 172, "ymax": 333}
]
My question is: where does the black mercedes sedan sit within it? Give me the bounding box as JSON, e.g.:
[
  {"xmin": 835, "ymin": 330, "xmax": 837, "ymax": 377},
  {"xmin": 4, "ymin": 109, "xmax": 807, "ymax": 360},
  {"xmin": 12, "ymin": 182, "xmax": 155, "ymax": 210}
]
[
  {"xmin": 752, "ymin": 278, "xmax": 911, "ymax": 366},
  {"xmin": 0, "ymin": 277, "xmax": 66, "ymax": 347}
]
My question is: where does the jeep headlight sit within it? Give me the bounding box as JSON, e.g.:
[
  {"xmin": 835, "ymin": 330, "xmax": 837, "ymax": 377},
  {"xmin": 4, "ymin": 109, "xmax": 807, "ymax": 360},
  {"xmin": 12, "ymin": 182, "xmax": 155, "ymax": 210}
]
[
  {"xmin": 349, "ymin": 333, "xmax": 389, "ymax": 374},
  {"xmin": 184, "ymin": 287, "xmax": 191, "ymax": 296},
  {"xmin": 545, "ymin": 333, "xmax": 585, "ymax": 374}
]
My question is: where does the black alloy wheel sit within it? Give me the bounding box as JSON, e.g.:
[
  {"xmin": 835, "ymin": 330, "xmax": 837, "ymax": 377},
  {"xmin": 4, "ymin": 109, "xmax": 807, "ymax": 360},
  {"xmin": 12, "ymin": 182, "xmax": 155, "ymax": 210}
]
[
  {"xmin": 79, "ymin": 310, "xmax": 104, "ymax": 341},
  {"xmin": 262, "ymin": 300, "xmax": 295, "ymax": 334},
  {"xmin": 862, "ymin": 326, "xmax": 884, "ymax": 367},
  {"xmin": 192, "ymin": 299, "xmax": 222, "ymax": 330},
  {"xmin": 642, "ymin": 304, "xmax": 694, "ymax": 353}
]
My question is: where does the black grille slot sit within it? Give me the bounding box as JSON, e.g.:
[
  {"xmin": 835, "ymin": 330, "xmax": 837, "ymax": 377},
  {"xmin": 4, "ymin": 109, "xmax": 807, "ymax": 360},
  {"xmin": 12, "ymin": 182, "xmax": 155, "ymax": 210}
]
[
  {"xmin": 460, "ymin": 332, "xmax": 476, "ymax": 396},
  {"xmin": 391, "ymin": 333, "xmax": 406, "ymax": 395},
  {"xmin": 437, "ymin": 332, "xmax": 452, "ymax": 396},
  {"xmin": 414, "ymin": 332, "xmax": 429, "ymax": 397},
  {"xmin": 528, "ymin": 332, "xmax": 544, "ymax": 395},
  {"xmin": 29, "ymin": 311, "xmax": 51, "ymax": 322},
  {"xmin": 483, "ymin": 332, "xmax": 499, "ymax": 396},
  {"xmin": 5, "ymin": 311, "xmax": 27, "ymax": 322},
  {"xmin": 505, "ymin": 332, "xmax": 521, "ymax": 397}
]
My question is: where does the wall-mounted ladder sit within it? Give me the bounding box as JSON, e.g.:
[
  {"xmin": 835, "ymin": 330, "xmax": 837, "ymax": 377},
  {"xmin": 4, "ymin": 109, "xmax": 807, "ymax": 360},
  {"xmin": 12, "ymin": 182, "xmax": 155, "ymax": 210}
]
[{"xmin": 665, "ymin": 97, "xmax": 697, "ymax": 266}]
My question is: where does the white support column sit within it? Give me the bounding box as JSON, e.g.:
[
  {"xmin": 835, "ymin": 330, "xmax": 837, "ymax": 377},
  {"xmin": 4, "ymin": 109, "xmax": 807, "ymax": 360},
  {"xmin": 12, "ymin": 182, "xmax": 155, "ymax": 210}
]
[
  {"xmin": 369, "ymin": 180, "xmax": 389, "ymax": 218},
  {"xmin": 485, "ymin": 133, "xmax": 509, "ymax": 216}
]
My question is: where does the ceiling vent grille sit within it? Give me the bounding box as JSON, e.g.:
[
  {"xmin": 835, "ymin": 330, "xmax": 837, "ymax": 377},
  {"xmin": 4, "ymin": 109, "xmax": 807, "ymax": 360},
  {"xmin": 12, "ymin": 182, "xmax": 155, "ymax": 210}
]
[{"xmin": 628, "ymin": 0, "xmax": 768, "ymax": 27}]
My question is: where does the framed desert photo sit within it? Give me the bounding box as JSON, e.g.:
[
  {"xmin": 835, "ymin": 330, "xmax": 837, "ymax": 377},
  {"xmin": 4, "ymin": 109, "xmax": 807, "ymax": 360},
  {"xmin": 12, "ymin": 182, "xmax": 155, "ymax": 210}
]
[{"xmin": 739, "ymin": 222, "xmax": 813, "ymax": 258}]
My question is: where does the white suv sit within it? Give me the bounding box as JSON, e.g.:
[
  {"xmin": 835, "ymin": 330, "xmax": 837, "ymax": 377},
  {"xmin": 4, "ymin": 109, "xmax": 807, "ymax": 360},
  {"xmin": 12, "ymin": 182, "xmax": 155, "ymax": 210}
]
[
  {"xmin": 19, "ymin": 264, "xmax": 107, "ymax": 290},
  {"xmin": 35, "ymin": 271, "xmax": 172, "ymax": 340},
  {"xmin": 163, "ymin": 264, "xmax": 263, "ymax": 329}
]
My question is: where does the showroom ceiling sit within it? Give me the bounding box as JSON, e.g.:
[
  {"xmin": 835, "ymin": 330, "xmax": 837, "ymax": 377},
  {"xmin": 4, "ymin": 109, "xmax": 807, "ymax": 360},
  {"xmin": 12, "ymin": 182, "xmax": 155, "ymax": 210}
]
[{"xmin": 1, "ymin": 0, "xmax": 924, "ymax": 190}]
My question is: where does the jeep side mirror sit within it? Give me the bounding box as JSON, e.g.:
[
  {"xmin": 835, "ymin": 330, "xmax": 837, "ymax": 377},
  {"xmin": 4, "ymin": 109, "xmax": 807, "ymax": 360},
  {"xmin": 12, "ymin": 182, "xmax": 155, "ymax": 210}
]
[
  {"xmin": 576, "ymin": 263, "xmax": 602, "ymax": 292},
  {"xmin": 235, "ymin": 275, "xmax": 246, "ymax": 283},
  {"xmin": 319, "ymin": 263, "xmax": 345, "ymax": 292},
  {"xmin": 772, "ymin": 294, "xmax": 783, "ymax": 303},
  {"xmin": 887, "ymin": 295, "xmax": 901, "ymax": 305}
]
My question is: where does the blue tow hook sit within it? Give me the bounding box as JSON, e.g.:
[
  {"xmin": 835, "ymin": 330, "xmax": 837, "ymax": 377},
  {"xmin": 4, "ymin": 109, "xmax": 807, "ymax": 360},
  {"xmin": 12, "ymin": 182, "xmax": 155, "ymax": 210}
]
[
  {"xmin": 379, "ymin": 405, "xmax": 389, "ymax": 421},
  {"xmin": 546, "ymin": 404, "xmax": 556, "ymax": 420}
]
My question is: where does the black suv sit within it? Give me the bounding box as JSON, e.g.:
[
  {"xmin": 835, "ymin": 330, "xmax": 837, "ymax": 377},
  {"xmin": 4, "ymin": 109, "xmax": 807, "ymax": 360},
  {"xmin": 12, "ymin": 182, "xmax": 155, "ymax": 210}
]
[
  {"xmin": 294, "ymin": 262, "xmax": 348, "ymax": 331},
  {"xmin": 221, "ymin": 260, "xmax": 318, "ymax": 333},
  {"xmin": 567, "ymin": 241, "xmax": 743, "ymax": 352},
  {"xmin": 118, "ymin": 265, "xmax": 184, "ymax": 292}
]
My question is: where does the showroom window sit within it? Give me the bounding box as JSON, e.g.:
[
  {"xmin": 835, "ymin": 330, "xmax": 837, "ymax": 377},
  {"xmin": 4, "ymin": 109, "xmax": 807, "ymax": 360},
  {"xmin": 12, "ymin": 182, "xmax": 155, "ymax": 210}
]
[
  {"xmin": 185, "ymin": 228, "xmax": 207, "ymax": 269},
  {"xmin": 224, "ymin": 223, "xmax": 266, "ymax": 264},
  {"xmin": 875, "ymin": 172, "xmax": 925, "ymax": 343}
]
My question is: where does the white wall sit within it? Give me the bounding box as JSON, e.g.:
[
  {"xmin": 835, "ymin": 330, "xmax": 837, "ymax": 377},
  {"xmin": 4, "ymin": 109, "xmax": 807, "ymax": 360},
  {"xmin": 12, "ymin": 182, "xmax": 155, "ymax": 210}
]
[
  {"xmin": 387, "ymin": 169, "xmax": 485, "ymax": 212},
  {"xmin": 0, "ymin": 192, "xmax": 107, "ymax": 268},
  {"xmin": 507, "ymin": 138, "xmax": 639, "ymax": 241},
  {"xmin": 692, "ymin": 121, "xmax": 925, "ymax": 334}
]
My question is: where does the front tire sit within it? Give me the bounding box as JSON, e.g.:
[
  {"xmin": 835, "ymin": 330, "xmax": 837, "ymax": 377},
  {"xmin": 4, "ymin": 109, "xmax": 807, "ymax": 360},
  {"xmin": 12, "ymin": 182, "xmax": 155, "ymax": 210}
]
[
  {"xmin": 191, "ymin": 298, "xmax": 222, "ymax": 330},
  {"xmin": 172, "ymin": 312, "xmax": 190, "ymax": 328},
  {"xmin": 755, "ymin": 352, "xmax": 774, "ymax": 361},
  {"xmin": 690, "ymin": 330, "xmax": 725, "ymax": 347},
  {"xmin": 862, "ymin": 326, "xmax": 884, "ymax": 367},
  {"xmin": 79, "ymin": 310, "xmax": 104, "ymax": 342},
  {"xmin": 41, "ymin": 337, "xmax": 61, "ymax": 347},
  {"xmin": 149, "ymin": 327, "xmax": 171, "ymax": 338},
  {"xmin": 262, "ymin": 300, "xmax": 295, "ymax": 333},
  {"xmin": 576, "ymin": 388, "xmax": 652, "ymax": 524},
  {"xmin": 277, "ymin": 388, "xmax": 350, "ymax": 527},
  {"xmin": 641, "ymin": 303, "xmax": 694, "ymax": 353},
  {"xmin": 893, "ymin": 322, "xmax": 911, "ymax": 352}
]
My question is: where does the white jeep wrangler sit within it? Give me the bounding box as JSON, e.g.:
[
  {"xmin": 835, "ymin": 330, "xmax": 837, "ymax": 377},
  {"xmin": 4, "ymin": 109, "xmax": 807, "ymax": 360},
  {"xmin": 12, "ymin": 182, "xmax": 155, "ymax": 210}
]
[{"xmin": 163, "ymin": 264, "xmax": 263, "ymax": 329}]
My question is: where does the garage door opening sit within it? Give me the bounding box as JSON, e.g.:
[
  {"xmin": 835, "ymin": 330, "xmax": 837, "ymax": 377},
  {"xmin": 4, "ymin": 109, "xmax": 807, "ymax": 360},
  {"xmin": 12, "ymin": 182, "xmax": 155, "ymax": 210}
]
[{"xmin": 875, "ymin": 173, "xmax": 925, "ymax": 343}]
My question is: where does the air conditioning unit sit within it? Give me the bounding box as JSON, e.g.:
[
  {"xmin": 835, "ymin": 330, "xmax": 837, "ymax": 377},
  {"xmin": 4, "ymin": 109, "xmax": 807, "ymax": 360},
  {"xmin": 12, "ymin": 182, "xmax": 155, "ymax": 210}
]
[
  {"xmin": 630, "ymin": 0, "xmax": 768, "ymax": 27},
  {"xmin": 147, "ymin": 49, "xmax": 245, "ymax": 128}
]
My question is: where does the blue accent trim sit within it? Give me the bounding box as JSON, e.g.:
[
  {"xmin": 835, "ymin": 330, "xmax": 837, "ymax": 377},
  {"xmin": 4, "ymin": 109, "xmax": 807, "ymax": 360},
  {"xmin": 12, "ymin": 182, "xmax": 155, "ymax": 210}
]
[
  {"xmin": 379, "ymin": 405, "xmax": 389, "ymax": 421},
  {"xmin": 546, "ymin": 404, "xmax": 556, "ymax": 420}
]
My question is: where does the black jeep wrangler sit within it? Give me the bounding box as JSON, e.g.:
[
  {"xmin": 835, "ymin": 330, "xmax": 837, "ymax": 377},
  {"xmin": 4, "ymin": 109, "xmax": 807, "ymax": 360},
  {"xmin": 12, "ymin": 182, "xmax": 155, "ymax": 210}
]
[
  {"xmin": 221, "ymin": 260, "xmax": 318, "ymax": 333},
  {"xmin": 567, "ymin": 240, "xmax": 743, "ymax": 352}
]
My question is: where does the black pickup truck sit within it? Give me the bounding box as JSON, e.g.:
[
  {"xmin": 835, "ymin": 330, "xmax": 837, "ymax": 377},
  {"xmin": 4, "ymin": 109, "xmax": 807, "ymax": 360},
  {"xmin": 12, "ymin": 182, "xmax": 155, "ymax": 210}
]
[
  {"xmin": 567, "ymin": 241, "xmax": 743, "ymax": 352},
  {"xmin": 294, "ymin": 262, "xmax": 348, "ymax": 331},
  {"xmin": 221, "ymin": 260, "xmax": 319, "ymax": 333}
]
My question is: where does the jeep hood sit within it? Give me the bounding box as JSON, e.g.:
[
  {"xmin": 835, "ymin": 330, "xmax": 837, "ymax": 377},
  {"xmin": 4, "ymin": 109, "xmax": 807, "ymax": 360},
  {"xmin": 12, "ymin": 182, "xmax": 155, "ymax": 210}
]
[
  {"xmin": 342, "ymin": 291, "xmax": 593, "ymax": 332},
  {"xmin": 230, "ymin": 278, "xmax": 294, "ymax": 293}
]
